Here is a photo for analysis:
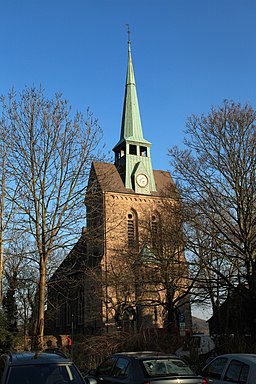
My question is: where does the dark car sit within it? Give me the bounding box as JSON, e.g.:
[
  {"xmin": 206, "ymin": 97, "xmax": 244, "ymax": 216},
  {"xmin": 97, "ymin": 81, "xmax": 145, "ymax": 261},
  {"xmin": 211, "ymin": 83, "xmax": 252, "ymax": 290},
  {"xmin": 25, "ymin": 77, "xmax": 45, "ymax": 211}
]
[
  {"xmin": 85, "ymin": 351, "xmax": 207, "ymax": 384},
  {"xmin": 201, "ymin": 353, "xmax": 256, "ymax": 384},
  {"xmin": 0, "ymin": 350, "xmax": 85, "ymax": 384}
]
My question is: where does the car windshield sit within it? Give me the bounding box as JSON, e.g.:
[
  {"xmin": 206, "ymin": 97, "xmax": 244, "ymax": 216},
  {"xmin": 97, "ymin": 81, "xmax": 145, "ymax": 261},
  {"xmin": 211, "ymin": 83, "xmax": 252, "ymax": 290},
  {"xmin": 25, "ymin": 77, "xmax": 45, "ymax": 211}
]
[
  {"xmin": 7, "ymin": 364, "xmax": 84, "ymax": 384},
  {"xmin": 142, "ymin": 358, "xmax": 195, "ymax": 377}
]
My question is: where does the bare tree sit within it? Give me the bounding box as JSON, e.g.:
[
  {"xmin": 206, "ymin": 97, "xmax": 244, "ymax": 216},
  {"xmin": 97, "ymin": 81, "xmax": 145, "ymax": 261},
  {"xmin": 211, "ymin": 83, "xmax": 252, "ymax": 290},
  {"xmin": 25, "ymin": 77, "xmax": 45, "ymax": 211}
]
[
  {"xmin": 0, "ymin": 86, "xmax": 104, "ymax": 346},
  {"xmin": 0, "ymin": 125, "xmax": 7, "ymax": 305},
  {"xmin": 135, "ymin": 199, "xmax": 193, "ymax": 334},
  {"xmin": 0, "ymin": 123, "xmax": 19, "ymax": 305},
  {"xmin": 168, "ymin": 100, "xmax": 256, "ymax": 333},
  {"xmin": 4, "ymin": 230, "xmax": 38, "ymax": 336}
]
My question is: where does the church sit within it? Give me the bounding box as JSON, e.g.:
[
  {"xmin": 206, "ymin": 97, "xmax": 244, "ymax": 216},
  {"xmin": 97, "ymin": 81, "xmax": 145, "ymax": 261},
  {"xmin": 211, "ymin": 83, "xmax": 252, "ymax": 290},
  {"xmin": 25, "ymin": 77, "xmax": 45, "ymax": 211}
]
[{"xmin": 46, "ymin": 37, "xmax": 192, "ymax": 336}]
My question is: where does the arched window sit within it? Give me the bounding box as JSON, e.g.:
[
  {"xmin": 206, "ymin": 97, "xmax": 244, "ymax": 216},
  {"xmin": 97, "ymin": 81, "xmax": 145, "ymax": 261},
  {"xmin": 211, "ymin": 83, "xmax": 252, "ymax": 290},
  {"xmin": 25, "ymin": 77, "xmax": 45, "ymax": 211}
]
[
  {"xmin": 151, "ymin": 212, "xmax": 161, "ymax": 251},
  {"xmin": 151, "ymin": 215, "xmax": 158, "ymax": 248},
  {"xmin": 127, "ymin": 210, "xmax": 138, "ymax": 248}
]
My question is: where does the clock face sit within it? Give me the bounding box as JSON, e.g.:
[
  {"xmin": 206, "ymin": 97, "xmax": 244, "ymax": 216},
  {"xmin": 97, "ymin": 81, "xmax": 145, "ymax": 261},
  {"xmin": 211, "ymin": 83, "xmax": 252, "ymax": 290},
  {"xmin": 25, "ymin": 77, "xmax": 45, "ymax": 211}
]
[{"xmin": 136, "ymin": 173, "xmax": 148, "ymax": 188}]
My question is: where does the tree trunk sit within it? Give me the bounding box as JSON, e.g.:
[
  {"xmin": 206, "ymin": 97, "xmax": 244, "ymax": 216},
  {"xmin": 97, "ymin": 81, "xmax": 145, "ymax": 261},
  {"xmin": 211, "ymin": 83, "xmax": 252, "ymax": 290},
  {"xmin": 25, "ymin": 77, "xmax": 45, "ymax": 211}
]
[{"xmin": 35, "ymin": 256, "xmax": 47, "ymax": 350}]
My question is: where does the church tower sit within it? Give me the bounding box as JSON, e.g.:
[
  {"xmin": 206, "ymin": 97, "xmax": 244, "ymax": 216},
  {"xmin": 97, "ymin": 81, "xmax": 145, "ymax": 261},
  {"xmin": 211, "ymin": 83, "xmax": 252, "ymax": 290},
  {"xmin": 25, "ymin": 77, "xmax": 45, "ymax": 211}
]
[
  {"xmin": 113, "ymin": 37, "xmax": 156, "ymax": 195},
  {"xmin": 46, "ymin": 35, "xmax": 192, "ymax": 337},
  {"xmin": 84, "ymin": 35, "xmax": 192, "ymax": 334}
]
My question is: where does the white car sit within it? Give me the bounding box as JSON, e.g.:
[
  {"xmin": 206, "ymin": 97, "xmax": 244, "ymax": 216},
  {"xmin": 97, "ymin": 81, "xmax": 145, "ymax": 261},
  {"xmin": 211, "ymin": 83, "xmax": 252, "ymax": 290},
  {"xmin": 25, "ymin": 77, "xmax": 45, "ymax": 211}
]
[{"xmin": 201, "ymin": 353, "xmax": 256, "ymax": 384}]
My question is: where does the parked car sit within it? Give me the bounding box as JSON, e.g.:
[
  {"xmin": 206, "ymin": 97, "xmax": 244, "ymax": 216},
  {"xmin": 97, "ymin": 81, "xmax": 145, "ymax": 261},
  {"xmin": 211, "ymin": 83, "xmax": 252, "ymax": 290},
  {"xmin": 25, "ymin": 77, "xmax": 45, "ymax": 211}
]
[
  {"xmin": 0, "ymin": 350, "xmax": 85, "ymax": 384},
  {"xmin": 201, "ymin": 353, "xmax": 256, "ymax": 384},
  {"xmin": 85, "ymin": 351, "xmax": 207, "ymax": 384}
]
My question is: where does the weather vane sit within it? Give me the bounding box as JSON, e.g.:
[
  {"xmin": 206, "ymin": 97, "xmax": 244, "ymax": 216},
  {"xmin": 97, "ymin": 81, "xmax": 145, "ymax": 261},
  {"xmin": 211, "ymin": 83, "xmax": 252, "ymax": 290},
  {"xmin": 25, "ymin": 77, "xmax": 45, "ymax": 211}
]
[{"xmin": 126, "ymin": 23, "xmax": 131, "ymax": 42}]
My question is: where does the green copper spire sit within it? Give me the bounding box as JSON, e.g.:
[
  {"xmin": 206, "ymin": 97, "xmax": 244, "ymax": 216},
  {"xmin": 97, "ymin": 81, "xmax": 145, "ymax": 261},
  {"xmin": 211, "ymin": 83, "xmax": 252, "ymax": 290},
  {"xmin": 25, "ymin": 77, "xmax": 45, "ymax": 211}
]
[
  {"xmin": 113, "ymin": 34, "xmax": 156, "ymax": 194},
  {"xmin": 114, "ymin": 39, "xmax": 150, "ymax": 147}
]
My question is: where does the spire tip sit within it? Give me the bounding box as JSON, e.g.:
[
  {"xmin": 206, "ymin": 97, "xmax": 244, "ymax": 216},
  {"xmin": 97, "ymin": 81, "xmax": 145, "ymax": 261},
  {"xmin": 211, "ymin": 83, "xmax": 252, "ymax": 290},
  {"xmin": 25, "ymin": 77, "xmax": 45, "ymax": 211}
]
[{"xmin": 125, "ymin": 23, "xmax": 131, "ymax": 43}]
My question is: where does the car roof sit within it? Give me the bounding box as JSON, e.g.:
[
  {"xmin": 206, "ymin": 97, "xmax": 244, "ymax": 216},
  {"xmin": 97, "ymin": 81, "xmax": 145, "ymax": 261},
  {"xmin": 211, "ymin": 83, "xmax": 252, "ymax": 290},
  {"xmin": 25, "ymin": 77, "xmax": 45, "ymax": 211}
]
[
  {"xmin": 3, "ymin": 351, "xmax": 71, "ymax": 366},
  {"xmin": 111, "ymin": 351, "xmax": 178, "ymax": 359},
  {"xmin": 218, "ymin": 354, "xmax": 256, "ymax": 363}
]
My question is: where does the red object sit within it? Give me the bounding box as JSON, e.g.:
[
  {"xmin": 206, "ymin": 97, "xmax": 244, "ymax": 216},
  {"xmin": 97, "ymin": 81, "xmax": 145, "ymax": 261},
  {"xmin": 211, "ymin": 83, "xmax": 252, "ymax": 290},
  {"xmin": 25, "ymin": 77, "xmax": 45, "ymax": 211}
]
[{"xmin": 67, "ymin": 336, "xmax": 72, "ymax": 346}]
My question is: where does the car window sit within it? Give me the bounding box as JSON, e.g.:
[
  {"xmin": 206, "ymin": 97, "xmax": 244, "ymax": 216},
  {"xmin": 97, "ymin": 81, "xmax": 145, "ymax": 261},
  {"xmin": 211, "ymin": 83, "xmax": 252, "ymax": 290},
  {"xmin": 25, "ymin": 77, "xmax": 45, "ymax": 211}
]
[
  {"xmin": 112, "ymin": 358, "xmax": 129, "ymax": 377},
  {"xmin": 143, "ymin": 358, "xmax": 194, "ymax": 376},
  {"xmin": 224, "ymin": 360, "xmax": 249, "ymax": 384},
  {"xmin": 203, "ymin": 357, "xmax": 228, "ymax": 380},
  {"xmin": 97, "ymin": 357, "xmax": 117, "ymax": 375},
  {"xmin": 0, "ymin": 358, "xmax": 6, "ymax": 380},
  {"xmin": 240, "ymin": 363, "xmax": 250, "ymax": 384},
  {"xmin": 7, "ymin": 364, "xmax": 84, "ymax": 384}
]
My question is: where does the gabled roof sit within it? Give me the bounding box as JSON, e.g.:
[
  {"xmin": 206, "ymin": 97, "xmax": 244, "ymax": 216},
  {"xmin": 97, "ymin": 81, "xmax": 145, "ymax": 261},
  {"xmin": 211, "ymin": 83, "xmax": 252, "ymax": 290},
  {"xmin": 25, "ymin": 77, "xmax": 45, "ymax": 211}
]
[{"xmin": 91, "ymin": 161, "xmax": 178, "ymax": 198}]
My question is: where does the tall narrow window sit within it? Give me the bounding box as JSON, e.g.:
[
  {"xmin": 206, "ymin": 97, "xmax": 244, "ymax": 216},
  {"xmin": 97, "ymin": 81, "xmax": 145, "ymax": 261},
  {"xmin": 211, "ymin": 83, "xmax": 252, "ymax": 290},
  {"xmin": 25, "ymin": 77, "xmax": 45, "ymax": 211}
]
[
  {"xmin": 127, "ymin": 210, "xmax": 138, "ymax": 248},
  {"xmin": 66, "ymin": 295, "xmax": 72, "ymax": 326},
  {"xmin": 154, "ymin": 306, "xmax": 158, "ymax": 322},
  {"xmin": 56, "ymin": 294, "xmax": 62, "ymax": 327},
  {"xmin": 128, "ymin": 213, "xmax": 135, "ymax": 248},
  {"xmin": 152, "ymin": 215, "xmax": 158, "ymax": 248},
  {"xmin": 77, "ymin": 288, "xmax": 84, "ymax": 325}
]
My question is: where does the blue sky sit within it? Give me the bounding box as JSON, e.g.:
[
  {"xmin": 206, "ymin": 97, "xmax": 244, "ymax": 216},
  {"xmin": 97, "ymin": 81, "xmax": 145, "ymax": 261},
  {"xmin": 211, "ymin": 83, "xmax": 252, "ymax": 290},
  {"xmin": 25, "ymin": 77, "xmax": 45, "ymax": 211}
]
[{"xmin": 1, "ymin": 0, "xmax": 256, "ymax": 173}]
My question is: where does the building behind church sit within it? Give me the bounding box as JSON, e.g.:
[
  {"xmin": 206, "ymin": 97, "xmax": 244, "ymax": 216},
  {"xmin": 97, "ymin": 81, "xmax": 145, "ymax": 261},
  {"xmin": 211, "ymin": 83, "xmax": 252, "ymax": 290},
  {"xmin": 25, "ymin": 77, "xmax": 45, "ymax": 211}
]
[{"xmin": 46, "ymin": 38, "xmax": 192, "ymax": 337}]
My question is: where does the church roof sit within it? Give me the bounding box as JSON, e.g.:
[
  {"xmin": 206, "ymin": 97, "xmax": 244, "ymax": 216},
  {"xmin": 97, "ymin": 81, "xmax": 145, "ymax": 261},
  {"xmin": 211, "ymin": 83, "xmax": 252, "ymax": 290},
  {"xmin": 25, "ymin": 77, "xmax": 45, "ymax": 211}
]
[{"xmin": 91, "ymin": 161, "xmax": 178, "ymax": 198}]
